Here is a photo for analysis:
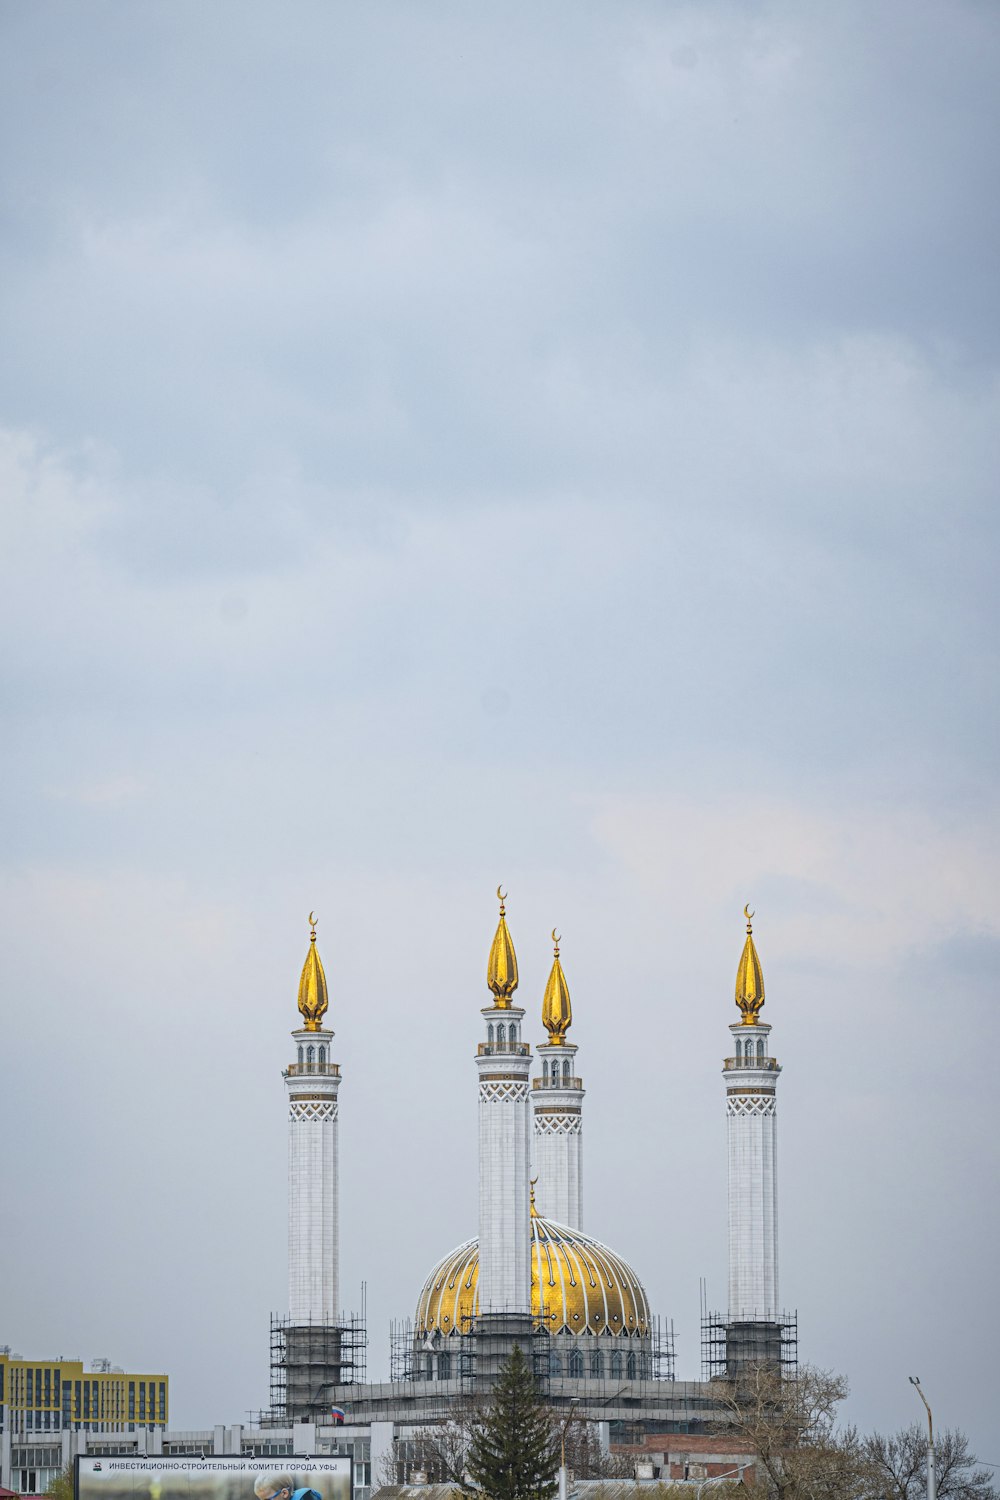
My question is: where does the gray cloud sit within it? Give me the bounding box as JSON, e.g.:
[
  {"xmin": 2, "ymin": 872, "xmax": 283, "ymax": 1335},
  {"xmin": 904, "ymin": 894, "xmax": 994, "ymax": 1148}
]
[{"xmin": 0, "ymin": 0, "xmax": 997, "ymax": 1463}]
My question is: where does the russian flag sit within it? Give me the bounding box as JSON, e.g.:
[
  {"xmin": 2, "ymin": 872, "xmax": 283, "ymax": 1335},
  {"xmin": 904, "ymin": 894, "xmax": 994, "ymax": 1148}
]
[{"xmin": 331, "ymin": 1406, "xmax": 346, "ymax": 1424}]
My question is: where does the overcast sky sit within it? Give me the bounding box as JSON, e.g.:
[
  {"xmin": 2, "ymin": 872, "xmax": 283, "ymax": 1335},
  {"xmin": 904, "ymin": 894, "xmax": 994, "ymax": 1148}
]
[{"xmin": 1, "ymin": 0, "xmax": 998, "ymax": 1462}]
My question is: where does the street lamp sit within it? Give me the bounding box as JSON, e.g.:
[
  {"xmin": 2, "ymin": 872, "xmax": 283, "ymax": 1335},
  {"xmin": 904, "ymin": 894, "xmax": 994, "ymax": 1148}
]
[
  {"xmin": 558, "ymin": 1399, "xmax": 579, "ymax": 1500},
  {"xmin": 694, "ymin": 1465, "xmax": 748, "ymax": 1500},
  {"xmin": 909, "ymin": 1377, "xmax": 936, "ymax": 1500}
]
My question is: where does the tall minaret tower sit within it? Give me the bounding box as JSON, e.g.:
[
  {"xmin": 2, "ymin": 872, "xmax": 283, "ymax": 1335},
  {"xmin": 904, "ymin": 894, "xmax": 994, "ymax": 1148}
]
[
  {"xmin": 723, "ymin": 906, "xmax": 781, "ymax": 1330},
  {"xmin": 532, "ymin": 931, "xmax": 584, "ymax": 1228},
  {"xmin": 476, "ymin": 888, "xmax": 532, "ymax": 1317},
  {"xmin": 286, "ymin": 912, "xmax": 341, "ymax": 1323}
]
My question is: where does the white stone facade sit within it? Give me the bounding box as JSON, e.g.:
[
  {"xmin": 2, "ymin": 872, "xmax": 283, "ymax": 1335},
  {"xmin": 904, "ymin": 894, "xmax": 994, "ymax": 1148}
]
[
  {"xmin": 532, "ymin": 1041, "xmax": 584, "ymax": 1228},
  {"xmin": 724, "ymin": 1020, "xmax": 780, "ymax": 1319},
  {"xmin": 287, "ymin": 1025, "xmax": 341, "ymax": 1322},
  {"xmin": 477, "ymin": 1004, "xmax": 532, "ymax": 1314}
]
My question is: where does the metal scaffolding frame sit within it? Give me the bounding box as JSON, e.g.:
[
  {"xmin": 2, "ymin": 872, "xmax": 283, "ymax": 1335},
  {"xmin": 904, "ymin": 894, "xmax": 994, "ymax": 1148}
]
[
  {"xmin": 265, "ymin": 1311, "xmax": 367, "ymax": 1424},
  {"xmin": 700, "ymin": 1308, "xmax": 798, "ymax": 1382}
]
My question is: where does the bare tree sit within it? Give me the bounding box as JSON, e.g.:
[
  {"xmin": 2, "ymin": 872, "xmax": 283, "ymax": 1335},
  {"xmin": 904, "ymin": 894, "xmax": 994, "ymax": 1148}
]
[
  {"xmin": 375, "ymin": 1393, "xmax": 489, "ymax": 1488},
  {"xmin": 709, "ymin": 1362, "xmax": 863, "ymax": 1500},
  {"xmin": 561, "ymin": 1418, "xmax": 634, "ymax": 1480},
  {"xmin": 859, "ymin": 1426, "xmax": 997, "ymax": 1500}
]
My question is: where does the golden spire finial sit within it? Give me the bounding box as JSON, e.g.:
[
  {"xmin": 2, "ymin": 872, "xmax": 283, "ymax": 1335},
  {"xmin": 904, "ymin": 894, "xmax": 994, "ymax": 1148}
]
[
  {"xmin": 542, "ymin": 927, "xmax": 572, "ymax": 1044},
  {"xmin": 735, "ymin": 903, "xmax": 764, "ymax": 1024},
  {"xmin": 487, "ymin": 885, "xmax": 519, "ymax": 1006},
  {"xmin": 298, "ymin": 911, "xmax": 329, "ymax": 1030},
  {"xmin": 530, "ymin": 1177, "xmax": 538, "ymax": 1217}
]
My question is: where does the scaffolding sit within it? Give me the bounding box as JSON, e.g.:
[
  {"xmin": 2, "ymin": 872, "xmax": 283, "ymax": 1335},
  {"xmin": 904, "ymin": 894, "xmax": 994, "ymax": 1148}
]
[
  {"xmin": 390, "ymin": 1311, "xmax": 675, "ymax": 1388},
  {"xmin": 267, "ymin": 1311, "xmax": 367, "ymax": 1423},
  {"xmin": 700, "ymin": 1308, "xmax": 798, "ymax": 1382},
  {"xmin": 460, "ymin": 1310, "xmax": 547, "ymax": 1393},
  {"xmin": 650, "ymin": 1317, "xmax": 676, "ymax": 1381}
]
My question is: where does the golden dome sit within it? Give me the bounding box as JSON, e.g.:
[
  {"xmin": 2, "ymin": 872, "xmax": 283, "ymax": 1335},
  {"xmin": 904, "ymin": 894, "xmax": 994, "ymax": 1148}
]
[
  {"xmin": 487, "ymin": 886, "xmax": 519, "ymax": 1007},
  {"xmin": 542, "ymin": 930, "xmax": 572, "ymax": 1044},
  {"xmin": 415, "ymin": 1217, "xmax": 650, "ymax": 1340},
  {"xmin": 735, "ymin": 904, "xmax": 764, "ymax": 1025},
  {"xmin": 297, "ymin": 912, "xmax": 329, "ymax": 1031}
]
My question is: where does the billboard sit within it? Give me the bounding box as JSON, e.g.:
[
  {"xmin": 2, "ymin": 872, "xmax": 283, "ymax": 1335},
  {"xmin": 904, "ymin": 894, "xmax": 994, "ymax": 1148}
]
[{"xmin": 76, "ymin": 1458, "xmax": 353, "ymax": 1500}]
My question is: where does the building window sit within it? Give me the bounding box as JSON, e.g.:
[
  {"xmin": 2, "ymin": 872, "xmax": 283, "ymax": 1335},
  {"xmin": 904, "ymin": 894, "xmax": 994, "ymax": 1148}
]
[
  {"xmin": 626, "ymin": 1352, "xmax": 637, "ymax": 1379},
  {"xmin": 562, "ymin": 1059, "xmax": 570, "ymax": 1081},
  {"xmin": 298, "ymin": 1045, "xmax": 304, "ymax": 1065},
  {"xmin": 549, "ymin": 1352, "xmax": 562, "ymax": 1376},
  {"xmin": 318, "ymin": 1045, "xmax": 326, "ymax": 1066},
  {"xmin": 610, "ymin": 1351, "xmax": 622, "ymax": 1378},
  {"xmin": 488, "ymin": 1023, "xmax": 494, "ymax": 1045},
  {"xmin": 568, "ymin": 1349, "xmax": 583, "ymax": 1378},
  {"xmin": 497, "ymin": 1023, "xmax": 506, "ymax": 1048},
  {"xmin": 438, "ymin": 1353, "xmax": 451, "ymax": 1380},
  {"xmin": 590, "ymin": 1351, "xmax": 603, "ymax": 1377},
  {"xmin": 509, "ymin": 1024, "xmax": 517, "ymax": 1046},
  {"xmin": 757, "ymin": 1038, "xmax": 765, "ymax": 1060},
  {"xmin": 307, "ymin": 1044, "xmax": 315, "ymax": 1065}
]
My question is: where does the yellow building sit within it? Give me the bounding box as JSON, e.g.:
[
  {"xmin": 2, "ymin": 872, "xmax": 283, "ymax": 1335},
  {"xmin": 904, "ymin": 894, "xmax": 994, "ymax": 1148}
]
[{"xmin": 0, "ymin": 1352, "xmax": 168, "ymax": 1435}]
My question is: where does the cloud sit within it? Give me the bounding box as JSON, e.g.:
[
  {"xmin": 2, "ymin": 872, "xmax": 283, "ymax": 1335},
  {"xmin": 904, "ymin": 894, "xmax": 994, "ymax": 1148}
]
[
  {"xmin": 1, "ymin": 0, "xmax": 998, "ymax": 1458},
  {"xmin": 591, "ymin": 790, "xmax": 1000, "ymax": 969}
]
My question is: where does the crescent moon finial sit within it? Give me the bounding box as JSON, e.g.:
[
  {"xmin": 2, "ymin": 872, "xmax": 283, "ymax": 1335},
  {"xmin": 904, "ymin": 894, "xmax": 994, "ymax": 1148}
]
[
  {"xmin": 308, "ymin": 910, "xmax": 317, "ymax": 938},
  {"xmin": 744, "ymin": 903, "xmax": 754, "ymax": 931},
  {"xmin": 497, "ymin": 884, "xmax": 507, "ymax": 914},
  {"xmin": 552, "ymin": 928, "xmax": 561, "ymax": 954}
]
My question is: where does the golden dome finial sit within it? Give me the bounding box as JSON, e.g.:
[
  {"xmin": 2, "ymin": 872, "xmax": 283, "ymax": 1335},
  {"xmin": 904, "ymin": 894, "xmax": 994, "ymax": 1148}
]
[
  {"xmin": 487, "ymin": 885, "xmax": 518, "ymax": 1006},
  {"xmin": 298, "ymin": 911, "xmax": 329, "ymax": 1031},
  {"xmin": 542, "ymin": 927, "xmax": 572, "ymax": 1044},
  {"xmin": 735, "ymin": 903, "xmax": 764, "ymax": 1024},
  {"xmin": 529, "ymin": 1177, "xmax": 538, "ymax": 1217}
]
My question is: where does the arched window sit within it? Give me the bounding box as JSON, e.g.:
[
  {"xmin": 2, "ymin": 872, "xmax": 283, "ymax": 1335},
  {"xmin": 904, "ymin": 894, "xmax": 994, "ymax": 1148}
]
[
  {"xmin": 543, "ymin": 1060, "xmax": 549, "ymax": 1082},
  {"xmin": 562, "ymin": 1059, "xmax": 571, "ymax": 1082},
  {"xmin": 297, "ymin": 1045, "xmax": 304, "ymax": 1066},
  {"xmin": 568, "ymin": 1348, "xmax": 583, "ymax": 1378},
  {"xmin": 488, "ymin": 1023, "xmax": 494, "ymax": 1046},
  {"xmin": 757, "ymin": 1037, "xmax": 765, "ymax": 1060},
  {"xmin": 626, "ymin": 1351, "xmax": 637, "ymax": 1379},
  {"xmin": 306, "ymin": 1044, "xmax": 315, "ymax": 1065},
  {"xmin": 549, "ymin": 1351, "xmax": 562, "ymax": 1376},
  {"xmin": 497, "ymin": 1022, "xmax": 506, "ymax": 1048},
  {"xmin": 590, "ymin": 1350, "xmax": 603, "ymax": 1378},
  {"xmin": 509, "ymin": 1024, "xmax": 517, "ymax": 1046},
  {"xmin": 736, "ymin": 1038, "xmax": 742, "ymax": 1059},
  {"xmin": 318, "ymin": 1045, "xmax": 326, "ymax": 1066},
  {"xmin": 438, "ymin": 1352, "xmax": 451, "ymax": 1380},
  {"xmin": 610, "ymin": 1350, "xmax": 623, "ymax": 1379}
]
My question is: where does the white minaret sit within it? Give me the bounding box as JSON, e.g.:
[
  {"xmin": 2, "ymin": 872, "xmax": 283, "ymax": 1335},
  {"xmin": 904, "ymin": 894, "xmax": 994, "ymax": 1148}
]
[
  {"xmin": 476, "ymin": 888, "xmax": 532, "ymax": 1316},
  {"xmin": 532, "ymin": 930, "xmax": 584, "ymax": 1228},
  {"xmin": 724, "ymin": 906, "xmax": 780, "ymax": 1321},
  {"xmin": 286, "ymin": 913, "xmax": 341, "ymax": 1323}
]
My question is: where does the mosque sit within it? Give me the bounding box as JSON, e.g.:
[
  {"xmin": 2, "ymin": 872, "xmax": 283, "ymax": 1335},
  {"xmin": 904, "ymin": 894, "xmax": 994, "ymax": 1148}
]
[
  {"xmin": 271, "ymin": 889, "xmax": 795, "ymax": 1455},
  {"xmin": 0, "ymin": 892, "xmax": 794, "ymax": 1499}
]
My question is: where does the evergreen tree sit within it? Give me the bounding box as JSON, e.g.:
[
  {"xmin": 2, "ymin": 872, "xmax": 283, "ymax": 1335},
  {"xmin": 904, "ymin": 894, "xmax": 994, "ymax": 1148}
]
[{"xmin": 462, "ymin": 1345, "xmax": 559, "ymax": 1500}]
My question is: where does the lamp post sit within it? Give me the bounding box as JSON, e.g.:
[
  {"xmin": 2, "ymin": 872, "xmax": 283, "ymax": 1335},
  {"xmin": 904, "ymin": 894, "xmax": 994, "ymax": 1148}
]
[
  {"xmin": 909, "ymin": 1376, "xmax": 935, "ymax": 1500},
  {"xmin": 694, "ymin": 1465, "xmax": 747, "ymax": 1500},
  {"xmin": 558, "ymin": 1399, "xmax": 579, "ymax": 1500}
]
